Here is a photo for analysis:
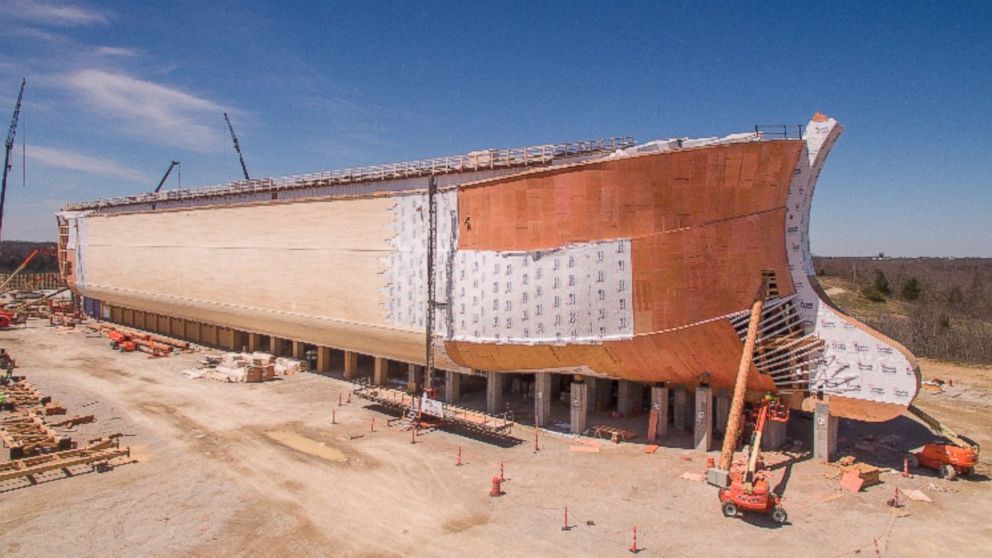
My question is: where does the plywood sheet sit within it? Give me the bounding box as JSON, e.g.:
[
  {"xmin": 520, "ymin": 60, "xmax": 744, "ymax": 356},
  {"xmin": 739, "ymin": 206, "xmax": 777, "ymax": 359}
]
[{"xmin": 458, "ymin": 141, "xmax": 803, "ymax": 252}]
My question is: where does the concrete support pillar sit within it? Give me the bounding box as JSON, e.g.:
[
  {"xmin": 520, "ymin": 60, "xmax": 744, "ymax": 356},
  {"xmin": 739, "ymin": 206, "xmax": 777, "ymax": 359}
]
[
  {"xmin": 486, "ymin": 372, "xmax": 504, "ymax": 415},
  {"xmin": 762, "ymin": 417, "xmax": 788, "ymax": 451},
  {"xmin": 650, "ymin": 385, "xmax": 670, "ymax": 443},
  {"xmin": 407, "ymin": 364, "xmax": 422, "ymax": 393},
  {"xmin": 570, "ymin": 381, "xmax": 589, "ymax": 434},
  {"xmin": 292, "ymin": 341, "xmax": 304, "ymax": 360},
  {"xmin": 269, "ymin": 336, "xmax": 278, "ymax": 354},
  {"xmin": 374, "ymin": 357, "xmax": 388, "ymax": 386},
  {"xmin": 673, "ymin": 387, "xmax": 688, "ymax": 430},
  {"xmin": 594, "ymin": 378, "xmax": 611, "ymax": 412},
  {"xmin": 445, "ymin": 370, "xmax": 461, "ymax": 404},
  {"xmin": 814, "ymin": 402, "xmax": 838, "ymax": 462},
  {"xmin": 715, "ymin": 388, "xmax": 731, "ymax": 435},
  {"xmin": 694, "ymin": 386, "xmax": 713, "ymax": 451},
  {"xmin": 316, "ymin": 347, "xmax": 332, "ymax": 373},
  {"xmin": 585, "ymin": 378, "xmax": 598, "ymax": 412},
  {"xmin": 550, "ymin": 375, "xmax": 562, "ymax": 403},
  {"xmin": 343, "ymin": 351, "xmax": 358, "ymax": 379},
  {"xmin": 617, "ymin": 381, "xmax": 640, "ymax": 415},
  {"xmin": 248, "ymin": 332, "xmax": 260, "ymax": 353},
  {"xmin": 533, "ymin": 373, "xmax": 551, "ymax": 427}
]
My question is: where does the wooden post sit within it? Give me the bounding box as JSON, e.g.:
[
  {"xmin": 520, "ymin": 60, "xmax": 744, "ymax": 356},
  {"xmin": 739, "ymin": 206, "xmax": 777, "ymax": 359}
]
[{"xmin": 718, "ymin": 297, "xmax": 764, "ymax": 471}]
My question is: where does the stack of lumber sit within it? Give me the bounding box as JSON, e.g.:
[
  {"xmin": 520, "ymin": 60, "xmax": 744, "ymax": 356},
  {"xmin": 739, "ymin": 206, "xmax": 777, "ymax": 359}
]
[
  {"xmin": 0, "ymin": 436, "xmax": 130, "ymax": 485},
  {"xmin": 0, "ymin": 413, "xmax": 73, "ymax": 459},
  {"xmin": 589, "ymin": 425, "xmax": 638, "ymax": 444},
  {"xmin": 183, "ymin": 352, "xmax": 302, "ymax": 383},
  {"xmin": 0, "ymin": 379, "xmax": 61, "ymax": 411}
]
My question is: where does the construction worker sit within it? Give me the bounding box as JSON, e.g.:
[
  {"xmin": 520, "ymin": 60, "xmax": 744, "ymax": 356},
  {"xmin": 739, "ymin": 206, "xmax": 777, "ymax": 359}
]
[{"xmin": 0, "ymin": 349, "xmax": 14, "ymax": 384}]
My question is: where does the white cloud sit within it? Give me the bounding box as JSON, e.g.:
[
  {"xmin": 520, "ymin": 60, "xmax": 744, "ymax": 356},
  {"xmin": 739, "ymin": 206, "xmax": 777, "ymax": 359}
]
[
  {"xmin": 26, "ymin": 145, "xmax": 149, "ymax": 182},
  {"xmin": 95, "ymin": 46, "xmax": 139, "ymax": 57},
  {"xmin": 7, "ymin": 0, "xmax": 109, "ymax": 27},
  {"xmin": 64, "ymin": 69, "xmax": 229, "ymax": 151}
]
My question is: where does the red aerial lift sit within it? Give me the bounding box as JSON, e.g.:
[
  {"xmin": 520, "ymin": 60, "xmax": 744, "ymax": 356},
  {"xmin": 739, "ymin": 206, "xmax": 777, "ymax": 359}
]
[
  {"xmin": 905, "ymin": 405, "xmax": 979, "ymax": 480},
  {"xmin": 718, "ymin": 394, "xmax": 790, "ymax": 524}
]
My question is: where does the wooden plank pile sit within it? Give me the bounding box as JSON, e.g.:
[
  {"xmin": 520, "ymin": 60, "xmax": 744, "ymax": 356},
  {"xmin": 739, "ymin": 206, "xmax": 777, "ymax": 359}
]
[
  {"xmin": 0, "ymin": 379, "xmax": 64, "ymax": 413},
  {"xmin": 589, "ymin": 424, "xmax": 638, "ymax": 444},
  {"xmin": 0, "ymin": 375, "xmax": 132, "ymax": 489},
  {"xmin": 0, "ymin": 413, "xmax": 73, "ymax": 459},
  {"xmin": 0, "ymin": 436, "xmax": 130, "ymax": 485}
]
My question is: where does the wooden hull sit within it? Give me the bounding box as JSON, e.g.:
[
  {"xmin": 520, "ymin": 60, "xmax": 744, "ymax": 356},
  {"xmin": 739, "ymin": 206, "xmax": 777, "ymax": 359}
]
[{"xmin": 57, "ymin": 116, "xmax": 919, "ymax": 421}]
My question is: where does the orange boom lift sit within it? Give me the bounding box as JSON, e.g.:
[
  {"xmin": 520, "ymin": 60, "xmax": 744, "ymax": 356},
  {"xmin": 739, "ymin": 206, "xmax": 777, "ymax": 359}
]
[{"xmin": 718, "ymin": 394, "xmax": 790, "ymax": 524}]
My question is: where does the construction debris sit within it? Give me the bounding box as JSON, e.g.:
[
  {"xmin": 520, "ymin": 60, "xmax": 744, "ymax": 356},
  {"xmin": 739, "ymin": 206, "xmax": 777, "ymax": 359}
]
[
  {"xmin": 901, "ymin": 488, "xmax": 933, "ymax": 503},
  {"xmin": 49, "ymin": 414, "xmax": 96, "ymax": 428},
  {"xmin": 835, "ymin": 457, "xmax": 883, "ymax": 491},
  {"xmin": 182, "ymin": 351, "xmax": 305, "ymax": 383}
]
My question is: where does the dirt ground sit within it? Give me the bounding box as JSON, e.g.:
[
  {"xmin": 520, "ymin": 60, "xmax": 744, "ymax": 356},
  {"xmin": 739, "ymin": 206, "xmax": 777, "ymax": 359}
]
[{"xmin": 0, "ymin": 321, "xmax": 990, "ymax": 557}]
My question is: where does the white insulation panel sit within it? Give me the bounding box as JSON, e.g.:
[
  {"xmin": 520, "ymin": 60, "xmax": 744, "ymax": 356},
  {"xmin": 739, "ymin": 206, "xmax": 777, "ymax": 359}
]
[
  {"xmin": 787, "ymin": 117, "xmax": 917, "ymax": 406},
  {"xmin": 450, "ymin": 239, "xmax": 633, "ymax": 344}
]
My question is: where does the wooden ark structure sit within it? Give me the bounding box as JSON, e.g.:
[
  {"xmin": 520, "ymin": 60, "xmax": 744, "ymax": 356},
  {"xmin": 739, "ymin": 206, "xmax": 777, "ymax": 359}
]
[{"xmin": 57, "ymin": 114, "xmax": 919, "ymax": 423}]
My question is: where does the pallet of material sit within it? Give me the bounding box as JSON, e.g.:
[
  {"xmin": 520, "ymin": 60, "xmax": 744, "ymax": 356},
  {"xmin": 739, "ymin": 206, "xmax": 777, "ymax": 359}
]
[
  {"xmin": 0, "ymin": 436, "xmax": 130, "ymax": 486},
  {"xmin": 837, "ymin": 462, "xmax": 882, "ymax": 489},
  {"xmin": 589, "ymin": 425, "xmax": 638, "ymax": 444},
  {"xmin": 0, "ymin": 415, "xmax": 74, "ymax": 459}
]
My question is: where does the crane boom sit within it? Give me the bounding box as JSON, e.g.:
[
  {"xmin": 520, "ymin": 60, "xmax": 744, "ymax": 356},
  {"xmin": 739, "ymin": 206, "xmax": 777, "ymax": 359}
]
[
  {"xmin": 223, "ymin": 112, "xmax": 250, "ymax": 181},
  {"xmin": 0, "ymin": 78, "xmax": 26, "ymax": 252},
  {"xmin": 907, "ymin": 404, "xmax": 977, "ymax": 450},
  {"xmin": 154, "ymin": 161, "xmax": 180, "ymax": 193}
]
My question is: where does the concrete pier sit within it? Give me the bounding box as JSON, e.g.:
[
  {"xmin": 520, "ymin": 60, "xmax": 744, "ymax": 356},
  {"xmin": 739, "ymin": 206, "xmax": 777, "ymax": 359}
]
[
  {"xmin": 650, "ymin": 385, "xmax": 669, "ymax": 443},
  {"xmin": 343, "ymin": 350, "xmax": 358, "ymax": 379},
  {"xmin": 317, "ymin": 347, "xmax": 332, "ymax": 373},
  {"xmin": 486, "ymin": 371, "xmax": 505, "ymax": 414},
  {"xmin": 407, "ymin": 364, "xmax": 422, "ymax": 393},
  {"xmin": 813, "ymin": 402, "xmax": 838, "ymax": 461},
  {"xmin": 673, "ymin": 387, "xmax": 688, "ymax": 430},
  {"xmin": 570, "ymin": 380, "xmax": 589, "ymax": 434},
  {"xmin": 762, "ymin": 417, "xmax": 788, "ymax": 450},
  {"xmin": 694, "ymin": 386, "xmax": 713, "ymax": 451},
  {"xmin": 715, "ymin": 388, "xmax": 730, "ymax": 435},
  {"xmin": 534, "ymin": 373, "xmax": 551, "ymax": 427},
  {"xmin": 445, "ymin": 370, "xmax": 461, "ymax": 403},
  {"xmin": 617, "ymin": 381, "xmax": 640, "ymax": 415},
  {"xmin": 374, "ymin": 357, "xmax": 388, "ymax": 386}
]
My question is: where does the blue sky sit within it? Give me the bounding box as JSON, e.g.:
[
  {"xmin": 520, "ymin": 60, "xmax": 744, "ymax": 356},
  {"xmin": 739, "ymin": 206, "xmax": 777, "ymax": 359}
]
[{"xmin": 0, "ymin": 1, "xmax": 989, "ymax": 256}]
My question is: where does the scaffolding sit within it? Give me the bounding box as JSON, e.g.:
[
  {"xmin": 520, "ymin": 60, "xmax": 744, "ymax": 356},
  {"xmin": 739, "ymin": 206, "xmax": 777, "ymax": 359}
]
[{"xmin": 64, "ymin": 137, "xmax": 635, "ymax": 211}]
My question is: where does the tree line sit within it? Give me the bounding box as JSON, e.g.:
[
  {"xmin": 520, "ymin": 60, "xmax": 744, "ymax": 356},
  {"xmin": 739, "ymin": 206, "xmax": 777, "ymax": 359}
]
[{"xmin": 815, "ymin": 257, "xmax": 992, "ymax": 364}]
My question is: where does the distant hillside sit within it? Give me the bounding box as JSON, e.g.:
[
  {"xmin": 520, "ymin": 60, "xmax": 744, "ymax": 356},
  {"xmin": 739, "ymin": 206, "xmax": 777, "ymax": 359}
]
[
  {"xmin": 0, "ymin": 241, "xmax": 59, "ymax": 273},
  {"xmin": 814, "ymin": 257, "xmax": 992, "ymax": 364}
]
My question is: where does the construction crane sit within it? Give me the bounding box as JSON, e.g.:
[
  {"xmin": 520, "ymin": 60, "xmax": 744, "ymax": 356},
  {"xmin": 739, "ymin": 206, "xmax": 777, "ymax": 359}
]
[
  {"xmin": 154, "ymin": 161, "xmax": 180, "ymax": 193},
  {"xmin": 0, "ymin": 78, "xmax": 26, "ymax": 252},
  {"xmin": 223, "ymin": 112, "xmax": 250, "ymax": 181},
  {"xmin": 0, "ymin": 246, "xmax": 55, "ymax": 294}
]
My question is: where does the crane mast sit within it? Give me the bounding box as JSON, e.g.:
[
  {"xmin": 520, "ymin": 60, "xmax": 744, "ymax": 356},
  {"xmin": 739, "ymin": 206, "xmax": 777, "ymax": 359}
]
[
  {"xmin": 223, "ymin": 112, "xmax": 250, "ymax": 181},
  {"xmin": 154, "ymin": 161, "xmax": 180, "ymax": 193},
  {"xmin": 0, "ymin": 78, "xmax": 26, "ymax": 252}
]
